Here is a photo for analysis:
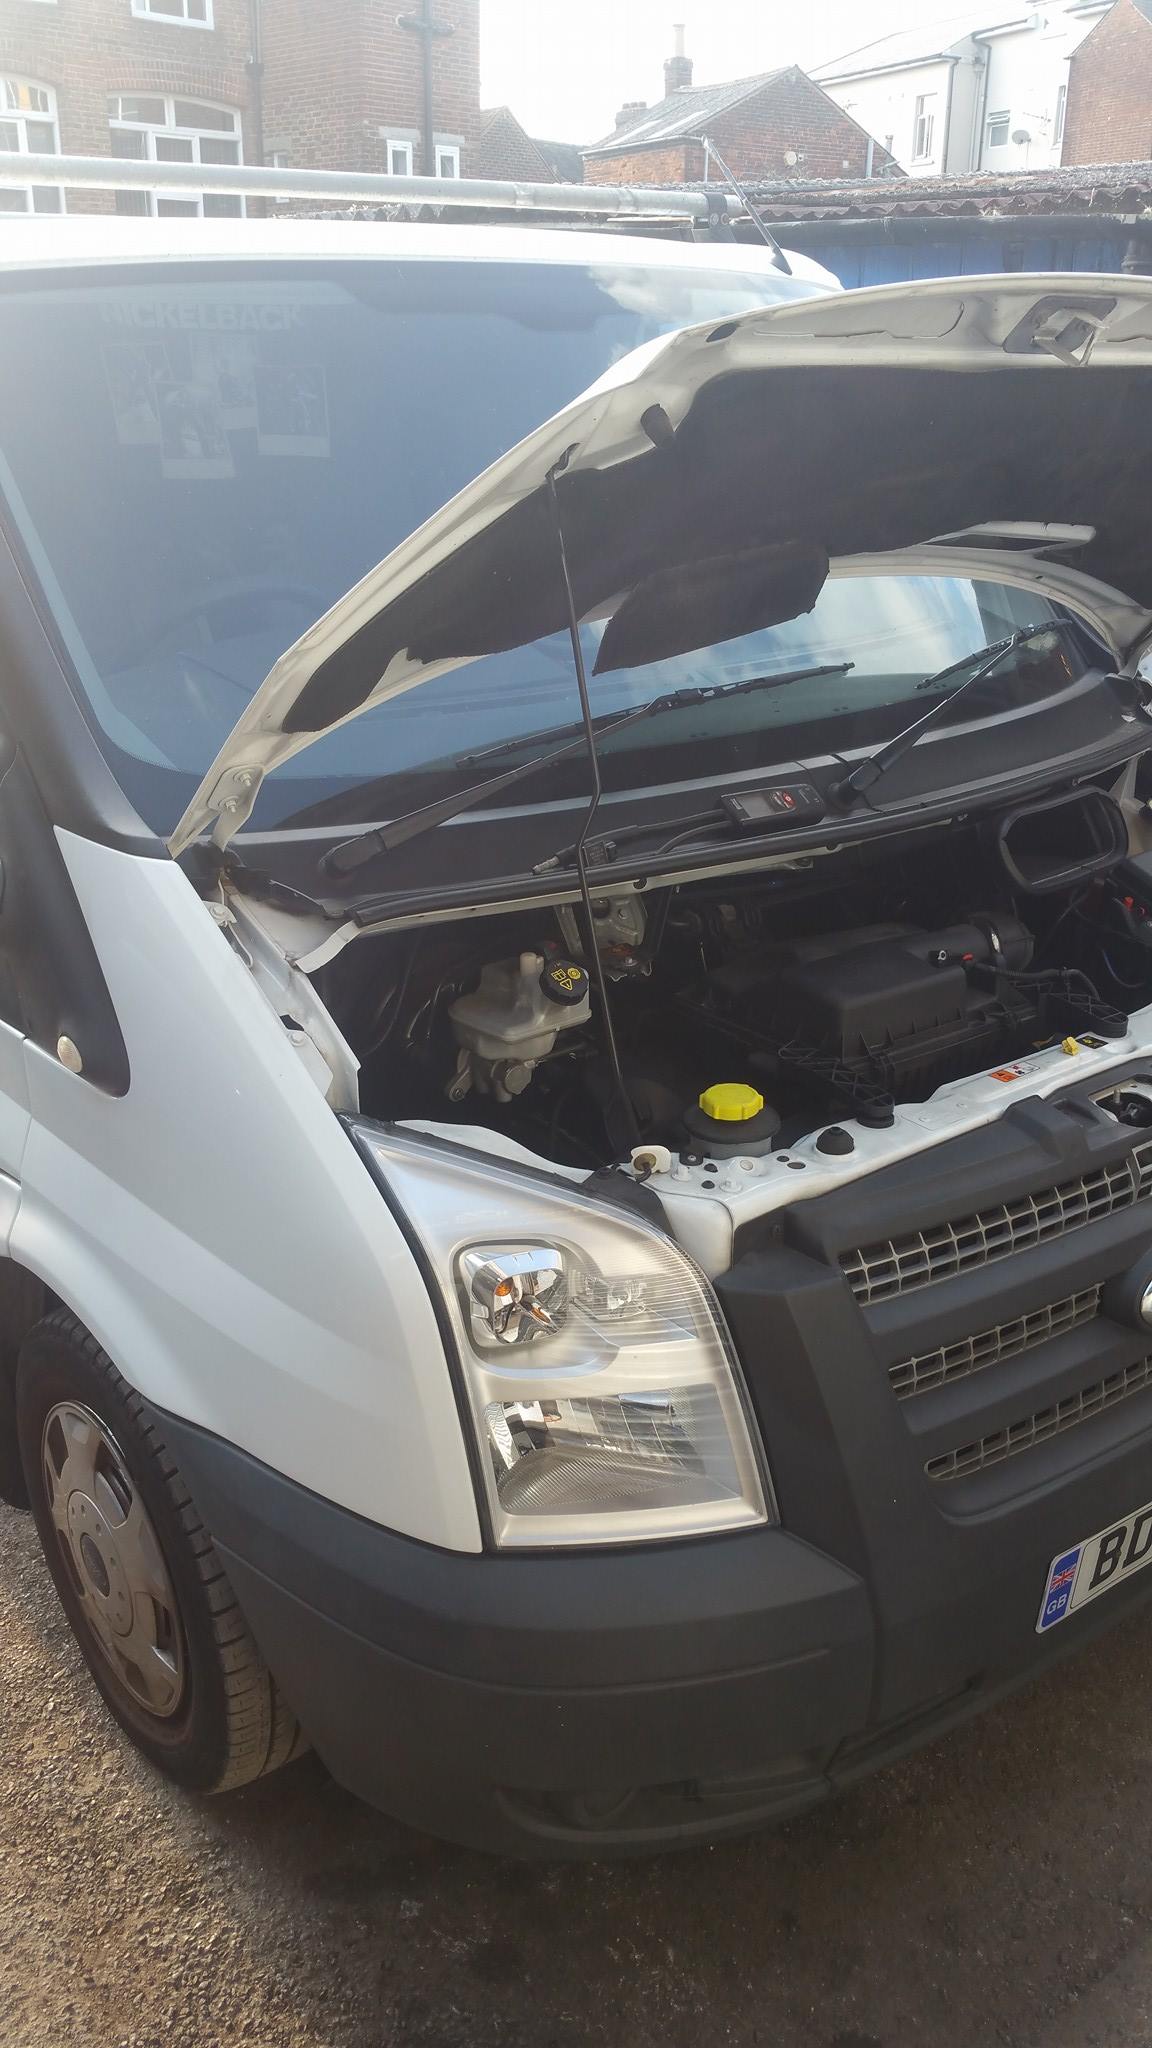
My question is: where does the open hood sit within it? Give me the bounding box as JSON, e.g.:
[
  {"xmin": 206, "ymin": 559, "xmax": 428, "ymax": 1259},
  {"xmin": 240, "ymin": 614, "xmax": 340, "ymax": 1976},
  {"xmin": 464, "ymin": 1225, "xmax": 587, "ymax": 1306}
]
[{"xmin": 169, "ymin": 274, "xmax": 1152, "ymax": 857}]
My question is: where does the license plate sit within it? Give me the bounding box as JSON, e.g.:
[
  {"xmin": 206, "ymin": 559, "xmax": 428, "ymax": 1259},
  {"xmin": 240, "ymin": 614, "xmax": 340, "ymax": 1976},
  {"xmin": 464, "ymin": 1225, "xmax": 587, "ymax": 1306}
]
[{"xmin": 1038, "ymin": 1497, "xmax": 1152, "ymax": 1631}]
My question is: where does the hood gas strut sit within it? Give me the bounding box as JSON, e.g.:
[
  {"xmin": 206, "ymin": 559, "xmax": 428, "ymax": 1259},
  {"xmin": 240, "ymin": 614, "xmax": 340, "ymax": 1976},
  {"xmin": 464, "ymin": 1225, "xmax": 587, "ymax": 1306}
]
[{"xmin": 545, "ymin": 458, "xmax": 640, "ymax": 1154}]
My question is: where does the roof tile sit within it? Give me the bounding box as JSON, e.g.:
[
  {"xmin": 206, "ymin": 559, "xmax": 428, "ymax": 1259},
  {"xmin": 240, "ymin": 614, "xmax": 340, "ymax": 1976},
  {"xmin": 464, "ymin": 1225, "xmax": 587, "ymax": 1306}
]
[{"xmin": 585, "ymin": 71, "xmax": 789, "ymax": 155}]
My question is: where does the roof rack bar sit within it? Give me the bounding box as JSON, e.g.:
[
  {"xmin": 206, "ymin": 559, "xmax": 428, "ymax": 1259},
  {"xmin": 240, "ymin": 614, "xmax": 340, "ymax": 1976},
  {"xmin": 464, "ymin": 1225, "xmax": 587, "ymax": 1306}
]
[{"xmin": 0, "ymin": 152, "xmax": 740, "ymax": 220}]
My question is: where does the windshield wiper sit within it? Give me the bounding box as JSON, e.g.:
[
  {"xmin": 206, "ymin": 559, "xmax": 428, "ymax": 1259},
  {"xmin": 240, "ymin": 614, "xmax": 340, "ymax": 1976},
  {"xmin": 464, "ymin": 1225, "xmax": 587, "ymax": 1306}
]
[
  {"xmin": 458, "ymin": 660, "xmax": 855, "ymax": 771},
  {"xmin": 829, "ymin": 624, "xmax": 1069, "ymax": 812},
  {"xmin": 321, "ymin": 661, "xmax": 853, "ymax": 878}
]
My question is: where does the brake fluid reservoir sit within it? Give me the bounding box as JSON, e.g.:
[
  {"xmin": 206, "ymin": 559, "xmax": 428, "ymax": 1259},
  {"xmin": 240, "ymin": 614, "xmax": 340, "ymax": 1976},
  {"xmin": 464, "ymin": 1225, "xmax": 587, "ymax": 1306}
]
[{"xmin": 448, "ymin": 952, "xmax": 592, "ymax": 1101}]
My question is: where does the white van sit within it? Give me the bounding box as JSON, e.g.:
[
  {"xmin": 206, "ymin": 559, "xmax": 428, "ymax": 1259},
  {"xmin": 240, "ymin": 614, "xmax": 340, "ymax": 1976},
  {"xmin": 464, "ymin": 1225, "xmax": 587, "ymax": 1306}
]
[{"xmin": 4, "ymin": 219, "xmax": 1152, "ymax": 1856}]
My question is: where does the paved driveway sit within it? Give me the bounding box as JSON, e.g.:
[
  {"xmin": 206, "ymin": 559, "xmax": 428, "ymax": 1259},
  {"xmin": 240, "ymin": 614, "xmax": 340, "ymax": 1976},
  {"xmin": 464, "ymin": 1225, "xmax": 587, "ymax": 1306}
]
[{"xmin": 4, "ymin": 1497, "xmax": 1152, "ymax": 2048}]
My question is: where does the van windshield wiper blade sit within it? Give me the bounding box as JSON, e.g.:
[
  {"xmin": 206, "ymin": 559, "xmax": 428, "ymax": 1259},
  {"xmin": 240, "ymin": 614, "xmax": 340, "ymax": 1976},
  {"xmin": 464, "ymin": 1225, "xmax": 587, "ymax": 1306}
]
[
  {"xmin": 830, "ymin": 624, "xmax": 1068, "ymax": 811},
  {"xmin": 458, "ymin": 659, "xmax": 854, "ymax": 771},
  {"xmin": 322, "ymin": 661, "xmax": 852, "ymax": 878}
]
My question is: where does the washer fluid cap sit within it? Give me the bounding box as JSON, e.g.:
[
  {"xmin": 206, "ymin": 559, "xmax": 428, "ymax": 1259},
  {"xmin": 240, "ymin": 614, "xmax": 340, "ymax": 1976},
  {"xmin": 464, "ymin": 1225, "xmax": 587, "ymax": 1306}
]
[{"xmin": 698, "ymin": 1082, "xmax": 765, "ymax": 1123}]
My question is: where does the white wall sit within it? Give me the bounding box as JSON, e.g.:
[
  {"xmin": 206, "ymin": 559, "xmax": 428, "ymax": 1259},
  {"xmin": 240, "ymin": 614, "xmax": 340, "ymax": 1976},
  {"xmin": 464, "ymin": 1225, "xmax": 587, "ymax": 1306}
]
[
  {"xmin": 829, "ymin": 57, "xmax": 959, "ymax": 174},
  {"xmin": 823, "ymin": 1, "xmax": 1109, "ymax": 176},
  {"xmin": 943, "ymin": 51, "xmax": 986, "ymax": 172},
  {"xmin": 977, "ymin": 7, "xmax": 1105, "ymax": 169}
]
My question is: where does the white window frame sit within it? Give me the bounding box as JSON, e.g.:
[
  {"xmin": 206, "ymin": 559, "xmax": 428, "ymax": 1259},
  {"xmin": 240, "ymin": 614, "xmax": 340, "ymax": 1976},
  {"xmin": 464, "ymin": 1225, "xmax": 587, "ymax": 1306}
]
[
  {"xmin": 1054, "ymin": 82, "xmax": 1067, "ymax": 147},
  {"xmin": 109, "ymin": 93, "xmax": 244, "ymax": 215},
  {"xmin": 268, "ymin": 149, "xmax": 292, "ymax": 205},
  {"xmin": 434, "ymin": 143, "xmax": 460, "ymax": 178},
  {"xmin": 130, "ymin": 0, "xmax": 214, "ymax": 24},
  {"xmin": 383, "ymin": 138, "xmax": 414, "ymax": 177},
  {"xmin": 912, "ymin": 94, "xmax": 936, "ymax": 162},
  {"xmin": 986, "ymin": 108, "xmax": 1011, "ymax": 149},
  {"xmin": 0, "ymin": 75, "xmax": 65, "ymax": 214}
]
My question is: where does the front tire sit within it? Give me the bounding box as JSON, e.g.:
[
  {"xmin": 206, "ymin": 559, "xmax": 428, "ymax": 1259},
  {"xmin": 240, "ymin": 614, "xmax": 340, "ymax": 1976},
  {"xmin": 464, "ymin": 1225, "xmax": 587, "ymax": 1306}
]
[{"xmin": 16, "ymin": 1310, "xmax": 306, "ymax": 1793}]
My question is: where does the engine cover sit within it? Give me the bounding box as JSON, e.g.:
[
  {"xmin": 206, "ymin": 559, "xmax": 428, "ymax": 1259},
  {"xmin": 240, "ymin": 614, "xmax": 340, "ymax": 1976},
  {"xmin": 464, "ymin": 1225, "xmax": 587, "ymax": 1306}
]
[
  {"xmin": 707, "ymin": 916, "xmax": 1035, "ymax": 1102},
  {"xmin": 772, "ymin": 924, "xmax": 977, "ymax": 1059}
]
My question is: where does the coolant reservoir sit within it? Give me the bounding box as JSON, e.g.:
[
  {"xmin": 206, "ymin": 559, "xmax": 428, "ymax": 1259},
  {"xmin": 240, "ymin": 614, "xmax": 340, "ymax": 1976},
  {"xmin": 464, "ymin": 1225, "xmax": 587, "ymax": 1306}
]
[{"xmin": 683, "ymin": 1082, "xmax": 782, "ymax": 1159}]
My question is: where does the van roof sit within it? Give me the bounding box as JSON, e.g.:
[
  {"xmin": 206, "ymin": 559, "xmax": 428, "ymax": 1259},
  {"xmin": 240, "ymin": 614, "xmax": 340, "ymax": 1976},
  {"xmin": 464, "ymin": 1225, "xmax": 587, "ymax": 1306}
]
[{"xmin": 0, "ymin": 215, "xmax": 835, "ymax": 289}]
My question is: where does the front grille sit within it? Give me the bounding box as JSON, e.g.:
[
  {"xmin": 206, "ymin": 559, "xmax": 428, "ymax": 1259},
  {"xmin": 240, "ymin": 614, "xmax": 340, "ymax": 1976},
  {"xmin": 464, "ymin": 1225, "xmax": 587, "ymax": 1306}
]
[
  {"xmin": 890, "ymin": 1287, "xmax": 1102, "ymax": 1399},
  {"xmin": 843, "ymin": 1142, "xmax": 1152, "ymax": 1306},
  {"xmin": 926, "ymin": 1356, "xmax": 1152, "ymax": 1482}
]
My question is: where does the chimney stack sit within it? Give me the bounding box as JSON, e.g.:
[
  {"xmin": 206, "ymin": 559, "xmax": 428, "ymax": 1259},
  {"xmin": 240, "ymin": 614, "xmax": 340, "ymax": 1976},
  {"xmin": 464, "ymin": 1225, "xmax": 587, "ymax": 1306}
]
[
  {"xmin": 664, "ymin": 23, "xmax": 693, "ymax": 95},
  {"xmin": 615, "ymin": 98, "xmax": 648, "ymax": 129}
]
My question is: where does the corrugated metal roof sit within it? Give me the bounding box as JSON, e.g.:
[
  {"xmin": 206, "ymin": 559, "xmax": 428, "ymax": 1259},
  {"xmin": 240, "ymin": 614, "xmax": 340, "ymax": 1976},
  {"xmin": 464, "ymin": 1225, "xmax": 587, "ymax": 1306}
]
[
  {"xmin": 585, "ymin": 70, "xmax": 788, "ymax": 156},
  {"xmin": 730, "ymin": 158, "xmax": 1152, "ymax": 221}
]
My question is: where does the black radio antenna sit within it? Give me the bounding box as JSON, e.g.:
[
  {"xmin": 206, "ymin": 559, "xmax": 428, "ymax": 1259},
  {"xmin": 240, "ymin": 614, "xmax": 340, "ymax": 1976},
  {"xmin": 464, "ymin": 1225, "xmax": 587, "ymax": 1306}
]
[{"xmin": 691, "ymin": 134, "xmax": 792, "ymax": 273}]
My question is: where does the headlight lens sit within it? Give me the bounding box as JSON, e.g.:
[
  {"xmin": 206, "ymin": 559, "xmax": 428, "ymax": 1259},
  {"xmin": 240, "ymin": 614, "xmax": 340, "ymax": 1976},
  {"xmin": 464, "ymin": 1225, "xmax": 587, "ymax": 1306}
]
[{"xmin": 354, "ymin": 1126, "xmax": 772, "ymax": 1548}]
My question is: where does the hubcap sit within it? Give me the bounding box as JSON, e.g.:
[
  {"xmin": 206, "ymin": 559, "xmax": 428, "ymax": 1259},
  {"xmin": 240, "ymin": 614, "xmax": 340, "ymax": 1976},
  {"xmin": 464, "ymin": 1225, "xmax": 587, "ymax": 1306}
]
[{"xmin": 41, "ymin": 1402, "xmax": 186, "ymax": 1719}]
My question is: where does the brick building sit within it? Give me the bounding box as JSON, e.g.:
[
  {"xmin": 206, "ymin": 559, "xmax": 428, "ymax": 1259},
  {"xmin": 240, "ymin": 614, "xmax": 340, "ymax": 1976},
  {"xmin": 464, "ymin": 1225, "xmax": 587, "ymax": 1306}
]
[
  {"xmin": 473, "ymin": 105, "xmax": 581, "ymax": 185},
  {"xmin": 583, "ymin": 32, "xmax": 897, "ymax": 188},
  {"xmin": 0, "ymin": 0, "xmax": 480, "ymax": 214},
  {"xmin": 260, "ymin": 0, "xmax": 479, "ymax": 183},
  {"xmin": 1063, "ymin": 0, "xmax": 1152, "ymax": 163}
]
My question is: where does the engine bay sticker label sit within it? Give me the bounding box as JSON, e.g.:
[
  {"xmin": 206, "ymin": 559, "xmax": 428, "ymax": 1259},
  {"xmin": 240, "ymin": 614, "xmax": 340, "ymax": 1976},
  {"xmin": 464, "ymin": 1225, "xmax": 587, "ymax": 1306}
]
[
  {"xmin": 1038, "ymin": 1497, "xmax": 1152, "ymax": 1631},
  {"xmin": 990, "ymin": 1065, "xmax": 1025, "ymax": 1082}
]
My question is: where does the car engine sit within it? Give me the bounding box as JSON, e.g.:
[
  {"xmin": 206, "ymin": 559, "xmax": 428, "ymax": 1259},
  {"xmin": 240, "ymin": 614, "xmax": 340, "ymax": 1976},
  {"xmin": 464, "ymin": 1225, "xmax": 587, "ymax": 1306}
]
[{"xmin": 321, "ymin": 793, "xmax": 1152, "ymax": 1170}]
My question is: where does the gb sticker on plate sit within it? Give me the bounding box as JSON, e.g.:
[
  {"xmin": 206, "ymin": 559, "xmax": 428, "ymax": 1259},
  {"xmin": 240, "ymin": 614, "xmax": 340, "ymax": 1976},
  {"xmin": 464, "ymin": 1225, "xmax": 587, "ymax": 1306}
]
[{"xmin": 1037, "ymin": 1498, "xmax": 1152, "ymax": 1631}]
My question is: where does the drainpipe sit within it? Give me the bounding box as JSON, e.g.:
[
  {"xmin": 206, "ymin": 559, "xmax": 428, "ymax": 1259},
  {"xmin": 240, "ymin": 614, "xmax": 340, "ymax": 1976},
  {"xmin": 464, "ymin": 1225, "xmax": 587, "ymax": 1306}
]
[
  {"xmin": 398, "ymin": 0, "xmax": 454, "ymax": 178},
  {"xmin": 941, "ymin": 55, "xmax": 958, "ymax": 174},
  {"xmin": 865, "ymin": 135, "xmax": 875, "ymax": 179},
  {"xmin": 969, "ymin": 45, "xmax": 990, "ymax": 171},
  {"xmin": 246, "ymin": 0, "xmax": 265, "ymax": 167}
]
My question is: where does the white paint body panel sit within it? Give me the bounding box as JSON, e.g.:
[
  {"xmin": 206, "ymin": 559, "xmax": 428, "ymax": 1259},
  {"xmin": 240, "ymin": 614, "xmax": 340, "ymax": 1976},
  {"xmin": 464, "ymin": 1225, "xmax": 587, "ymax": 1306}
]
[
  {"xmin": 0, "ymin": 1016, "xmax": 30, "ymax": 1190},
  {"xmin": 11, "ymin": 832, "xmax": 481, "ymax": 1551},
  {"xmin": 0, "ymin": 216, "xmax": 838, "ymax": 293}
]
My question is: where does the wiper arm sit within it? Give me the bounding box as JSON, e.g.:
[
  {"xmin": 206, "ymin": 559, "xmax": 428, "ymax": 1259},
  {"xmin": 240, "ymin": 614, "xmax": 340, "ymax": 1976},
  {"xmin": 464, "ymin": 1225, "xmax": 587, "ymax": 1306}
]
[
  {"xmin": 533, "ymin": 804, "xmax": 726, "ymax": 876},
  {"xmin": 830, "ymin": 624, "xmax": 1068, "ymax": 812},
  {"xmin": 459, "ymin": 660, "xmax": 853, "ymax": 771},
  {"xmin": 322, "ymin": 661, "xmax": 852, "ymax": 878}
]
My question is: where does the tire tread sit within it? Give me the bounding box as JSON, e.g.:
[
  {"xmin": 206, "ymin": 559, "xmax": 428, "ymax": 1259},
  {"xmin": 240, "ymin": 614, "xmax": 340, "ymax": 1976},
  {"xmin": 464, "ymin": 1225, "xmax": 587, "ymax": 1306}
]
[{"xmin": 23, "ymin": 1308, "xmax": 306, "ymax": 1793}]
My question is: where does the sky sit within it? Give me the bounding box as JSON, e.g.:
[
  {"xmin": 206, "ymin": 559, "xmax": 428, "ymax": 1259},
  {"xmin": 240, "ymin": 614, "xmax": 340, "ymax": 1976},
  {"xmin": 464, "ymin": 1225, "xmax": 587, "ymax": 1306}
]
[{"xmin": 479, "ymin": 0, "xmax": 991, "ymax": 144}]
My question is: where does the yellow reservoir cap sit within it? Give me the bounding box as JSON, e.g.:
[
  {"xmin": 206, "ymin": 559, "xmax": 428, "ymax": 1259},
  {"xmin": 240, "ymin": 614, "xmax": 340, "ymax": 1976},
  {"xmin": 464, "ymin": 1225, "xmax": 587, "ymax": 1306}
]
[{"xmin": 698, "ymin": 1082, "xmax": 765, "ymax": 1123}]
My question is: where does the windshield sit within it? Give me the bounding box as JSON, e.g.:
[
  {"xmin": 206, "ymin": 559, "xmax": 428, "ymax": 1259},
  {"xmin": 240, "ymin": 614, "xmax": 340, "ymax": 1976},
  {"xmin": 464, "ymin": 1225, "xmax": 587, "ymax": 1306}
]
[{"xmin": 0, "ymin": 259, "xmax": 1100, "ymax": 835}]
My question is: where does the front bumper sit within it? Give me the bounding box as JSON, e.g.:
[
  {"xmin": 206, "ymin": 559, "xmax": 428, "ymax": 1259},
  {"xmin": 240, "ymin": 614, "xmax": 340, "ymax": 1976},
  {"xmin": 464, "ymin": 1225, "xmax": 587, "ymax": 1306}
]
[
  {"xmin": 154, "ymin": 1407, "xmax": 872, "ymax": 1855},
  {"xmin": 160, "ymin": 1394, "xmax": 1152, "ymax": 1859},
  {"xmin": 159, "ymin": 1071, "xmax": 1152, "ymax": 1858}
]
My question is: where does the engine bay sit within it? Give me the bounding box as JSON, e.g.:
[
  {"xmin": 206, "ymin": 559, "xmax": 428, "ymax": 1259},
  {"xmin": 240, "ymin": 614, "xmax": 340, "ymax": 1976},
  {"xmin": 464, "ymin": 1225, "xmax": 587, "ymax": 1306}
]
[{"xmin": 316, "ymin": 789, "xmax": 1152, "ymax": 1173}]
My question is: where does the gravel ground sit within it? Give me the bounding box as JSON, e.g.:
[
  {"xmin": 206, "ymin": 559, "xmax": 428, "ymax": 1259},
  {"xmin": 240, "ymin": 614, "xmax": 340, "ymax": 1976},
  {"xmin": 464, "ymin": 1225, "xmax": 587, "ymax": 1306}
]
[{"xmin": 5, "ymin": 1497, "xmax": 1152, "ymax": 2048}]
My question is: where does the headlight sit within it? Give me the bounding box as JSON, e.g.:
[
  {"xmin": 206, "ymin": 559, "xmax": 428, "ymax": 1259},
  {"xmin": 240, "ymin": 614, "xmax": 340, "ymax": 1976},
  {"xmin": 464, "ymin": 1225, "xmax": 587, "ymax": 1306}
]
[{"xmin": 353, "ymin": 1125, "xmax": 772, "ymax": 1549}]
